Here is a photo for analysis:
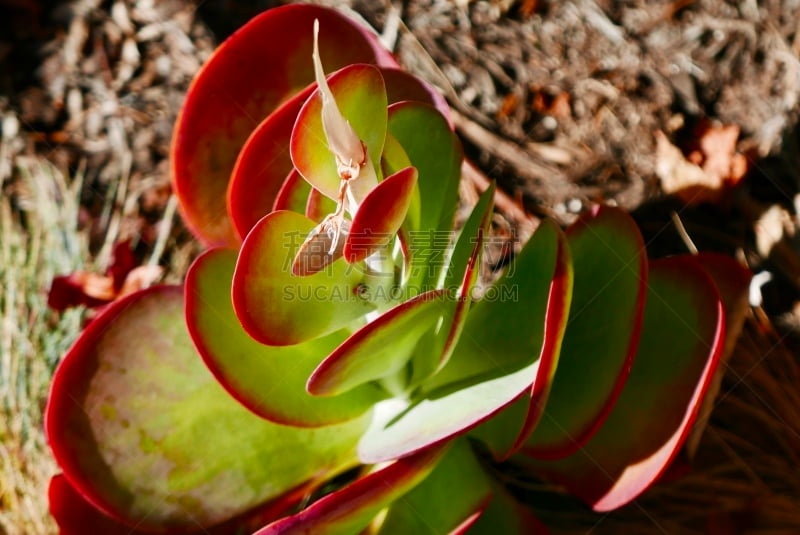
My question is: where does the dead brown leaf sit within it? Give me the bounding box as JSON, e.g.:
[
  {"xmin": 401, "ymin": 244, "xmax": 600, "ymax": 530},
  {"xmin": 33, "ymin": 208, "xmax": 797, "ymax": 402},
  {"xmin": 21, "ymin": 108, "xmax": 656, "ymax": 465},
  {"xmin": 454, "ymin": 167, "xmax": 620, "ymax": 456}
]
[{"xmin": 655, "ymin": 123, "xmax": 749, "ymax": 205}]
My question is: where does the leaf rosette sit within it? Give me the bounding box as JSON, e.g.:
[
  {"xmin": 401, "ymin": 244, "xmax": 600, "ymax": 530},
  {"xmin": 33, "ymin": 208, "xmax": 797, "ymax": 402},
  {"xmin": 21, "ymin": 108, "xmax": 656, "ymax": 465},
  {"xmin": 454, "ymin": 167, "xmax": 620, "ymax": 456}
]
[{"xmin": 45, "ymin": 4, "xmax": 750, "ymax": 534}]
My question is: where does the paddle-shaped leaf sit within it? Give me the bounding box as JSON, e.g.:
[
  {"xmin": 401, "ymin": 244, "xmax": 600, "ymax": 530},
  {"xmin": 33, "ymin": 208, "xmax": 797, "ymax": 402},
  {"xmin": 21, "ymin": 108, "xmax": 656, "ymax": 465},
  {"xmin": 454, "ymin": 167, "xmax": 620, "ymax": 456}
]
[
  {"xmin": 256, "ymin": 445, "xmax": 447, "ymax": 535},
  {"xmin": 525, "ymin": 205, "xmax": 647, "ymax": 459},
  {"xmin": 273, "ymin": 169, "xmax": 312, "ymax": 214},
  {"xmin": 468, "ymin": 219, "xmax": 573, "ymax": 459},
  {"xmin": 49, "ymin": 474, "xmax": 308, "ymax": 535},
  {"xmin": 307, "ymin": 289, "xmax": 448, "ymax": 397},
  {"xmin": 49, "ymin": 475, "xmax": 149, "ymax": 535},
  {"xmin": 171, "ymin": 4, "xmax": 396, "ymax": 247},
  {"xmin": 405, "ymin": 184, "xmax": 496, "ymax": 387},
  {"xmin": 381, "ymin": 68, "xmax": 451, "ymax": 126},
  {"xmin": 232, "ymin": 66, "xmax": 447, "ymax": 239},
  {"xmin": 375, "ymin": 439, "xmax": 493, "ymax": 534},
  {"xmin": 343, "ymin": 166, "xmax": 418, "ymax": 263},
  {"xmin": 291, "ymin": 64, "xmax": 387, "ymax": 201},
  {"xmin": 232, "ymin": 210, "xmax": 374, "ymax": 346},
  {"xmin": 525, "ymin": 256, "xmax": 724, "ymax": 511},
  {"xmin": 388, "ymin": 102, "xmax": 462, "ymax": 288},
  {"xmin": 228, "ymin": 88, "xmax": 313, "ymax": 240},
  {"xmin": 684, "ymin": 252, "xmax": 751, "ymax": 456},
  {"xmin": 306, "ymin": 187, "xmax": 337, "ymax": 222},
  {"xmin": 468, "ymin": 483, "xmax": 551, "ymax": 534},
  {"xmin": 358, "ymin": 220, "xmax": 571, "ymax": 463},
  {"xmin": 186, "ymin": 248, "xmax": 384, "ymax": 427},
  {"xmin": 45, "ymin": 286, "xmax": 368, "ymax": 531}
]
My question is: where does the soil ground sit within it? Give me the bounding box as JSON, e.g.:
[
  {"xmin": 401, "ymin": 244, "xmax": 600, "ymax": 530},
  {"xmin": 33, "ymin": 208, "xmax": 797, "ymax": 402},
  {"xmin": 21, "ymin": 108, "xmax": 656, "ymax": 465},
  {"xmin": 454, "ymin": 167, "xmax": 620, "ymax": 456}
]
[{"xmin": 2, "ymin": 0, "xmax": 800, "ymax": 533}]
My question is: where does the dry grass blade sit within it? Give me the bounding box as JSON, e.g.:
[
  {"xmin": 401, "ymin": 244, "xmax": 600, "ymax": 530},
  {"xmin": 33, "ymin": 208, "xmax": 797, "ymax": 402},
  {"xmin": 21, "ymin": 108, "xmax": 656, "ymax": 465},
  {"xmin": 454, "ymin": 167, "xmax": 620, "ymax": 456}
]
[{"xmin": 0, "ymin": 157, "xmax": 88, "ymax": 534}]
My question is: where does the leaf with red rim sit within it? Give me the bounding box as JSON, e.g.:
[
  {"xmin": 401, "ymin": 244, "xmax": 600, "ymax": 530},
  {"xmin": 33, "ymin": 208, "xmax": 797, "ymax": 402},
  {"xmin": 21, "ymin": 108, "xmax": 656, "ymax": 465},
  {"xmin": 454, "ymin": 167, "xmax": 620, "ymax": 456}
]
[
  {"xmin": 306, "ymin": 187, "xmax": 336, "ymax": 222},
  {"xmin": 231, "ymin": 66, "xmax": 447, "ymax": 239},
  {"xmin": 45, "ymin": 286, "xmax": 368, "ymax": 531},
  {"xmin": 381, "ymin": 68, "xmax": 452, "ymax": 127},
  {"xmin": 186, "ymin": 248, "xmax": 384, "ymax": 427},
  {"xmin": 307, "ymin": 288, "xmax": 448, "ymax": 397},
  {"xmin": 228, "ymin": 87, "xmax": 313, "ymax": 240},
  {"xmin": 406, "ymin": 184, "xmax": 496, "ymax": 387},
  {"xmin": 525, "ymin": 256, "xmax": 724, "ymax": 511},
  {"xmin": 684, "ymin": 252, "xmax": 752, "ymax": 456},
  {"xmin": 256, "ymin": 445, "xmax": 448, "ymax": 535},
  {"xmin": 343, "ymin": 166, "xmax": 418, "ymax": 263},
  {"xmin": 468, "ymin": 483, "xmax": 551, "ymax": 534},
  {"xmin": 524, "ymin": 205, "xmax": 647, "ymax": 459},
  {"xmin": 357, "ymin": 220, "xmax": 571, "ymax": 463},
  {"xmin": 232, "ymin": 210, "xmax": 374, "ymax": 346},
  {"xmin": 171, "ymin": 4, "xmax": 397, "ymax": 247},
  {"xmin": 291, "ymin": 64, "xmax": 387, "ymax": 201},
  {"xmin": 388, "ymin": 102, "xmax": 462, "ymax": 288},
  {"xmin": 468, "ymin": 220, "xmax": 573, "ymax": 460},
  {"xmin": 374, "ymin": 439, "xmax": 493, "ymax": 534},
  {"xmin": 49, "ymin": 474, "xmax": 150, "ymax": 535},
  {"xmin": 273, "ymin": 169, "xmax": 311, "ymax": 213},
  {"xmin": 49, "ymin": 474, "xmax": 311, "ymax": 535}
]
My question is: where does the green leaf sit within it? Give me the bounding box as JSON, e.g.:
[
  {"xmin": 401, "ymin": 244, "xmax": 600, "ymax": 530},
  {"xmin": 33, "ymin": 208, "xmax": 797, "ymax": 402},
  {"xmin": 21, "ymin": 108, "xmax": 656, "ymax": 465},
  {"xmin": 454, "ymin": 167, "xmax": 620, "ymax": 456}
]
[
  {"xmin": 381, "ymin": 68, "xmax": 452, "ymax": 125},
  {"xmin": 524, "ymin": 206, "xmax": 647, "ymax": 458},
  {"xmin": 305, "ymin": 188, "xmax": 337, "ymax": 223},
  {"xmin": 186, "ymin": 248, "xmax": 384, "ymax": 427},
  {"xmin": 468, "ymin": 483, "xmax": 550, "ymax": 534},
  {"xmin": 344, "ymin": 166, "xmax": 418, "ymax": 263},
  {"xmin": 523, "ymin": 256, "xmax": 724, "ymax": 511},
  {"xmin": 406, "ymin": 184, "xmax": 496, "ymax": 387},
  {"xmin": 256, "ymin": 445, "xmax": 448, "ymax": 535},
  {"xmin": 307, "ymin": 289, "xmax": 449, "ymax": 397},
  {"xmin": 228, "ymin": 88, "xmax": 312, "ymax": 241},
  {"xmin": 388, "ymin": 102, "xmax": 462, "ymax": 289},
  {"xmin": 171, "ymin": 4, "xmax": 396, "ymax": 247},
  {"xmin": 358, "ymin": 220, "xmax": 571, "ymax": 463},
  {"xmin": 273, "ymin": 169, "xmax": 312, "ymax": 214},
  {"xmin": 468, "ymin": 219, "xmax": 573, "ymax": 459},
  {"xmin": 232, "ymin": 210, "xmax": 374, "ymax": 346},
  {"xmin": 291, "ymin": 64, "xmax": 388, "ymax": 201},
  {"xmin": 45, "ymin": 286, "xmax": 368, "ymax": 531},
  {"xmin": 376, "ymin": 439, "xmax": 493, "ymax": 534}
]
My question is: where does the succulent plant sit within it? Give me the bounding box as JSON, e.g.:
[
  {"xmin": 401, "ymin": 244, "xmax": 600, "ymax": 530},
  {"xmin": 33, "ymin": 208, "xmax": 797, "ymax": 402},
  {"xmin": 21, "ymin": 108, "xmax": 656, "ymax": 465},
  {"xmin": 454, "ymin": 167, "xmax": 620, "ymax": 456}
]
[{"xmin": 45, "ymin": 4, "xmax": 751, "ymax": 534}]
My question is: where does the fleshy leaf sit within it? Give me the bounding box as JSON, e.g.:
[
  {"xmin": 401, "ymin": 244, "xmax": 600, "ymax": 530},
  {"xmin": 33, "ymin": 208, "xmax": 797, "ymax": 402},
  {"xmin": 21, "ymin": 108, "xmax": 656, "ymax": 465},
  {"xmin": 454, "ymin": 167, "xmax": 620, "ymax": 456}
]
[
  {"xmin": 684, "ymin": 252, "xmax": 752, "ymax": 456},
  {"xmin": 232, "ymin": 210, "xmax": 374, "ymax": 346},
  {"xmin": 306, "ymin": 187, "xmax": 337, "ymax": 222},
  {"xmin": 388, "ymin": 102, "xmax": 462, "ymax": 288},
  {"xmin": 291, "ymin": 64, "xmax": 387, "ymax": 201},
  {"xmin": 234, "ymin": 66, "xmax": 447, "ymax": 239},
  {"xmin": 49, "ymin": 475, "xmax": 149, "ymax": 535},
  {"xmin": 381, "ymin": 68, "xmax": 451, "ymax": 127},
  {"xmin": 256, "ymin": 445, "xmax": 447, "ymax": 535},
  {"xmin": 45, "ymin": 286, "xmax": 368, "ymax": 531},
  {"xmin": 406, "ymin": 184, "xmax": 496, "ymax": 387},
  {"xmin": 468, "ymin": 220, "xmax": 573, "ymax": 459},
  {"xmin": 524, "ymin": 205, "xmax": 647, "ymax": 459},
  {"xmin": 468, "ymin": 483, "xmax": 551, "ymax": 535},
  {"xmin": 526, "ymin": 256, "xmax": 724, "ymax": 511},
  {"xmin": 343, "ymin": 166, "xmax": 418, "ymax": 263},
  {"xmin": 172, "ymin": 4, "xmax": 396, "ymax": 247},
  {"xmin": 49, "ymin": 474, "xmax": 308, "ymax": 535},
  {"xmin": 375, "ymin": 439, "xmax": 493, "ymax": 534},
  {"xmin": 273, "ymin": 169, "xmax": 312, "ymax": 214},
  {"xmin": 186, "ymin": 248, "xmax": 384, "ymax": 427},
  {"xmin": 291, "ymin": 217, "xmax": 351, "ymax": 277},
  {"xmin": 307, "ymin": 289, "xmax": 448, "ymax": 397},
  {"xmin": 228, "ymin": 88, "xmax": 313, "ymax": 240},
  {"xmin": 358, "ymin": 220, "xmax": 571, "ymax": 463}
]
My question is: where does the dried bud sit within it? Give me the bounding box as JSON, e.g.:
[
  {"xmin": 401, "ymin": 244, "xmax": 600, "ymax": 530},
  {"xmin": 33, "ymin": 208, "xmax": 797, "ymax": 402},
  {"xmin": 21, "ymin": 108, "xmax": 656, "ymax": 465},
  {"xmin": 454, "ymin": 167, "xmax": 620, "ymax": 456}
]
[
  {"xmin": 313, "ymin": 19, "xmax": 366, "ymax": 180},
  {"xmin": 292, "ymin": 217, "xmax": 352, "ymax": 276}
]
